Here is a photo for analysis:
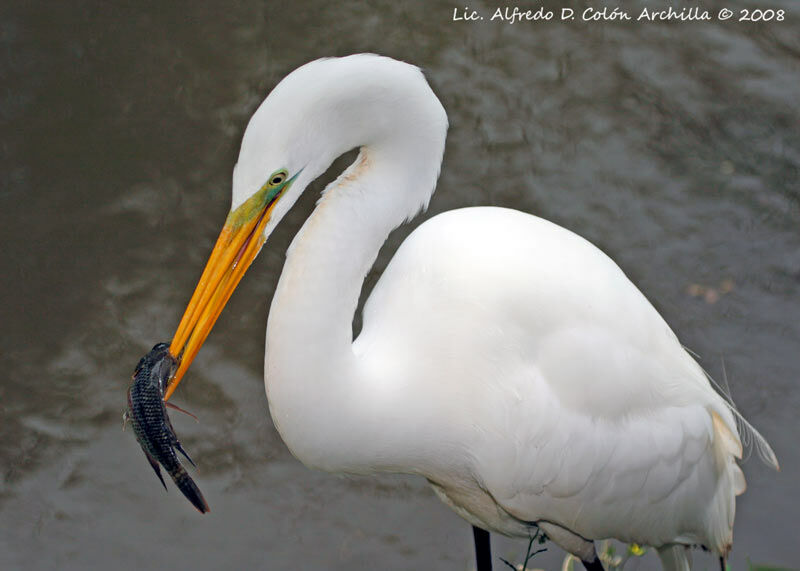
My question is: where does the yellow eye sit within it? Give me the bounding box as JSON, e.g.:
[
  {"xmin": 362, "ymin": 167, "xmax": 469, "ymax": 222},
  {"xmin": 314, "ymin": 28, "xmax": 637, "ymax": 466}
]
[{"xmin": 269, "ymin": 171, "xmax": 287, "ymax": 186}]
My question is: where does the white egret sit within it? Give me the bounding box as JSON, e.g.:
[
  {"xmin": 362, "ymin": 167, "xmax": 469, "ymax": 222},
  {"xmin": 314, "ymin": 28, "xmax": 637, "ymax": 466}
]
[{"xmin": 162, "ymin": 54, "xmax": 778, "ymax": 570}]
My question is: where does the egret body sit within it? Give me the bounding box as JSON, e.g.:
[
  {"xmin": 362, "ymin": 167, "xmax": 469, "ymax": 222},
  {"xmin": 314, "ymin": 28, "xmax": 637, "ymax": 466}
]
[{"xmin": 164, "ymin": 54, "xmax": 777, "ymax": 570}]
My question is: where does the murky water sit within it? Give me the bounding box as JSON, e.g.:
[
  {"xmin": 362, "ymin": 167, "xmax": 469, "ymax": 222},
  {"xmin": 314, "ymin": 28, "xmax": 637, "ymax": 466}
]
[{"xmin": 1, "ymin": 1, "xmax": 798, "ymax": 569}]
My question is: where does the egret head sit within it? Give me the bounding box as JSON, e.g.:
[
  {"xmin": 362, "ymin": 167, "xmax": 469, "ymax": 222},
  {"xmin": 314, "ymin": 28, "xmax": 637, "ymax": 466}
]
[{"xmin": 164, "ymin": 54, "xmax": 447, "ymax": 398}]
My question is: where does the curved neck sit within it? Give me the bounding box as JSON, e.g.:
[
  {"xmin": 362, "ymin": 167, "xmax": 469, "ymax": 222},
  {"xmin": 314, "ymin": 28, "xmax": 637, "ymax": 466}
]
[
  {"xmin": 271, "ymin": 147, "xmax": 400, "ymax": 355},
  {"xmin": 264, "ymin": 143, "xmax": 437, "ymax": 474}
]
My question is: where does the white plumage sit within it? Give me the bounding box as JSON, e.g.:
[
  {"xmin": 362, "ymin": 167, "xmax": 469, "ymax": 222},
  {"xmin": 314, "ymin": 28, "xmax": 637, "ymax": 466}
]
[{"xmin": 172, "ymin": 54, "xmax": 778, "ymax": 570}]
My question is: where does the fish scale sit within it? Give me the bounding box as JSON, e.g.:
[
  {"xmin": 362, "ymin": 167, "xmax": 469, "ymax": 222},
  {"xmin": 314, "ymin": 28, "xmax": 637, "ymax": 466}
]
[{"xmin": 125, "ymin": 342, "xmax": 209, "ymax": 513}]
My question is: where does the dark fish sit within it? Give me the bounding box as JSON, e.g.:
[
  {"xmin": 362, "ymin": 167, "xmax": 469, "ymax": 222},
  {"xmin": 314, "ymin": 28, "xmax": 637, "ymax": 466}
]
[{"xmin": 124, "ymin": 342, "xmax": 209, "ymax": 513}]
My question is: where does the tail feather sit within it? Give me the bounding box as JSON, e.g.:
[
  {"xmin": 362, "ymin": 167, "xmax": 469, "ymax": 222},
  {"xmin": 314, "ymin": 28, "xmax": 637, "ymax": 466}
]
[
  {"xmin": 695, "ymin": 355, "xmax": 779, "ymax": 470},
  {"xmin": 719, "ymin": 359, "xmax": 779, "ymax": 470},
  {"xmin": 730, "ymin": 407, "xmax": 779, "ymax": 470}
]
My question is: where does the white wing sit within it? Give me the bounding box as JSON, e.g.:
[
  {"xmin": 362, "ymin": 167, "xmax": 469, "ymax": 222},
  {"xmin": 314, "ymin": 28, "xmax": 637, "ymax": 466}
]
[{"xmin": 357, "ymin": 206, "xmax": 750, "ymax": 552}]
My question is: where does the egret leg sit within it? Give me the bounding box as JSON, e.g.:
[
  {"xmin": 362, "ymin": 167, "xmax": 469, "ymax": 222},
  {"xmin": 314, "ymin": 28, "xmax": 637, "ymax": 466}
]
[
  {"xmin": 538, "ymin": 521, "xmax": 603, "ymax": 570},
  {"xmin": 472, "ymin": 526, "xmax": 492, "ymax": 571},
  {"xmin": 657, "ymin": 545, "xmax": 691, "ymax": 571},
  {"xmin": 581, "ymin": 555, "xmax": 605, "ymax": 571}
]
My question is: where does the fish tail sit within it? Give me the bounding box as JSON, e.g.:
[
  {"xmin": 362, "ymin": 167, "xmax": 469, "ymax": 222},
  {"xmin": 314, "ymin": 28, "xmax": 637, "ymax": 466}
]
[{"xmin": 168, "ymin": 464, "xmax": 210, "ymax": 513}]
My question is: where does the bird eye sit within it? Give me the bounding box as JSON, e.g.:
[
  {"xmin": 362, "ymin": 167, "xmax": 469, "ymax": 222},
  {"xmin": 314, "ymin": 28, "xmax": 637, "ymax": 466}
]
[{"xmin": 270, "ymin": 171, "xmax": 287, "ymax": 186}]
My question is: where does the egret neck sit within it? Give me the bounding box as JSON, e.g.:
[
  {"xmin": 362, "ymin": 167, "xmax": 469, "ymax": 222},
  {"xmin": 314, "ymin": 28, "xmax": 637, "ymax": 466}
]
[{"xmin": 266, "ymin": 143, "xmax": 446, "ymax": 474}]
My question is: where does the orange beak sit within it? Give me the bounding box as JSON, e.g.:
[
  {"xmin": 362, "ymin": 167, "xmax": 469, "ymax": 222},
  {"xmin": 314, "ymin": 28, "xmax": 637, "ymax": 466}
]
[{"xmin": 164, "ymin": 176, "xmax": 292, "ymax": 400}]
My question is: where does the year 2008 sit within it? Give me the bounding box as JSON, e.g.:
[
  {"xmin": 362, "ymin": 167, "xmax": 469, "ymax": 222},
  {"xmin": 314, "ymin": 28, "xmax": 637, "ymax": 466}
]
[{"xmin": 738, "ymin": 8, "xmax": 784, "ymax": 21}]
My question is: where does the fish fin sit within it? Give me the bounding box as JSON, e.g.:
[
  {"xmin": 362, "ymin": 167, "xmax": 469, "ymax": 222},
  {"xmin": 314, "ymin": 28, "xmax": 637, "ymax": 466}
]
[
  {"xmin": 144, "ymin": 450, "xmax": 167, "ymax": 490},
  {"xmin": 169, "ymin": 464, "xmax": 210, "ymax": 513},
  {"xmin": 174, "ymin": 442, "xmax": 197, "ymax": 468},
  {"xmin": 166, "ymin": 402, "xmax": 199, "ymax": 421}
]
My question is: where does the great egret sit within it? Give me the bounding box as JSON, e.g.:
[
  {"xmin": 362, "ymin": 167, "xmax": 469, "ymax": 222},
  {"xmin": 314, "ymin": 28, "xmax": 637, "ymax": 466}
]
[{"xmin": 162, "ymin": 54, "xmax": 778, "ymax": 570}]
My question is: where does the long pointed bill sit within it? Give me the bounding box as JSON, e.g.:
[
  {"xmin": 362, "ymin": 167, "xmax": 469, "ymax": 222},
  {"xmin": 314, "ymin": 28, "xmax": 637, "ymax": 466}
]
[{"xmin": 164, "ymin": 174, "xmax": 294, "ymax": 400}]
